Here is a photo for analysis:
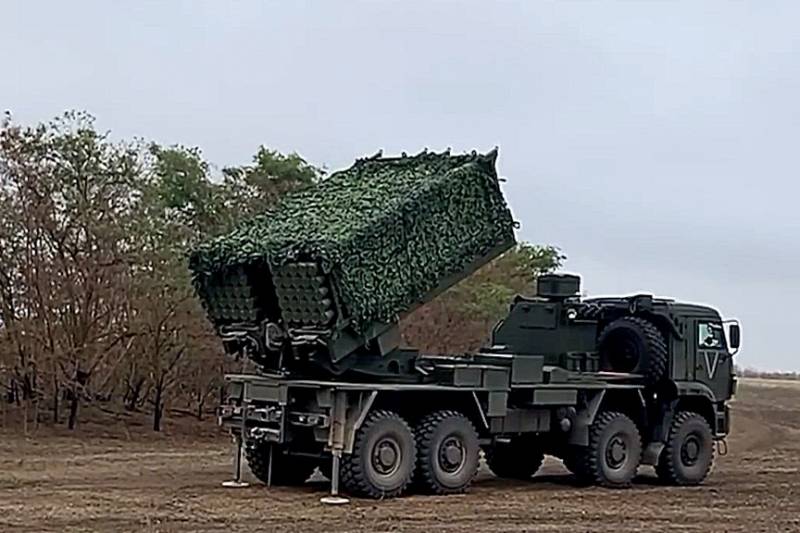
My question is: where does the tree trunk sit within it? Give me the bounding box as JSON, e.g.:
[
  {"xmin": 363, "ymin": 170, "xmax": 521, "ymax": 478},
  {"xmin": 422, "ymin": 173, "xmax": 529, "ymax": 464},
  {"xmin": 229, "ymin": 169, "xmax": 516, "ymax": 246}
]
[
  {"xmin": 9, "ymin": 378, "xmax": 19, "ymax": 405},
  {"xmin": 125, "ymin": 377, "xmax": 145, "ymax": 411},
  {"xmin": 196, "ymin": 393, "xmax": 205, "ymax": 421},
  {"xmin": 33, "ymin": 399, "xmax": 40, "ymax": 431},
  {"xmin": 153, "ymin": 382, "xmax": 163, "ymax": 432},
  {"xmin": 52, "ymin": 378, "xmax": 59, "ymax": 424},
  {"xmin": 67, "ymin": 368, "xmax": 89, "ymax": 430},
  {"xmin": 67, "ymin": 389, "xmax": 79, "ymax": 430}
]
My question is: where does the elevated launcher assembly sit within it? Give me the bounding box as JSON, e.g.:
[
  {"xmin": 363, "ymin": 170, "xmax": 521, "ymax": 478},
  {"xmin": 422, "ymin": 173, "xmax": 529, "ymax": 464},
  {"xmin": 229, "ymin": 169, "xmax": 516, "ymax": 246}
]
[{"xmin": 189, "ymin": 149, "xmax": 515, "ymax": 377}]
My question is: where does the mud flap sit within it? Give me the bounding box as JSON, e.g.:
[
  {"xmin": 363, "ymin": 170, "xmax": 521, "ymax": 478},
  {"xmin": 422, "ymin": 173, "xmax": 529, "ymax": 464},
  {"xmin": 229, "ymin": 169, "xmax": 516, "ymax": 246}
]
[
  {"xmin": 568, "ymin": 390, "xmax": 605, "ymax": 446},
  {"xmin": 642, "ymin": 442, "xmax": 665, "ymax": 466}
]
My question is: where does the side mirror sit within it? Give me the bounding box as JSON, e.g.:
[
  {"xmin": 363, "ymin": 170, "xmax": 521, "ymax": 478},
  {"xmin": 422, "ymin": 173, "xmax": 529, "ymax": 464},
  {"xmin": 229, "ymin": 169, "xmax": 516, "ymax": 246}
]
[{"xmin": 728, "ymin": 324, "xmax": 741, "ymax": 350}]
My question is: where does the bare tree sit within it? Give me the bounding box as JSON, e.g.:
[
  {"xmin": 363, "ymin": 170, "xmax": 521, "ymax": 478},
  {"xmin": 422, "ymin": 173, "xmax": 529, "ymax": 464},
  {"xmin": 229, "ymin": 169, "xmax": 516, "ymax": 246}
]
[{"xmin": 0, "ymin": 112, "xmax": 141, "ymax": 429}]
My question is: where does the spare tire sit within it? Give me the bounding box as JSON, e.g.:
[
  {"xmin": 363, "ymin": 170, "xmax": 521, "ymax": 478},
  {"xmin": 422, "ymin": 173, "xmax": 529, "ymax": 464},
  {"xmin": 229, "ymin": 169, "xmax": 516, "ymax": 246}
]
[{"xmin": 598, "ymin": 316, "xmax": 667, "ymax": 384}]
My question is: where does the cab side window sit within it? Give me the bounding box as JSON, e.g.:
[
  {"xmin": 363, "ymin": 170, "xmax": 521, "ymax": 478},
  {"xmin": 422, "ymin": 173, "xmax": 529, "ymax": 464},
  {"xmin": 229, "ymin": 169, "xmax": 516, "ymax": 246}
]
[{"xmin": 698, "ymin": 322, "xmax": 725, "ymax": 349}]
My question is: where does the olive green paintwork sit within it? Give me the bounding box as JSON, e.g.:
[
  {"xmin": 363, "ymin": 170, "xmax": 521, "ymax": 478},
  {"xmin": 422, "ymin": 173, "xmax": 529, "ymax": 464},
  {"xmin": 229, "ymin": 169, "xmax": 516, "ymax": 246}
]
[{"xmin": 491, "ymin": 275, "xmax": 736, "ymax": 405}]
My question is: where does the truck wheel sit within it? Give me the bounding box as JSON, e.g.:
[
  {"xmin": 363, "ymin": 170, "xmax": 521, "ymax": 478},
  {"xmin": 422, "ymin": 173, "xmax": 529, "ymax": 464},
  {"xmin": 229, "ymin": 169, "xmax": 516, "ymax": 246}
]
[
  {"xmin": 656, "ymin": 411, "xmax": 714, "ymax": 485},
  {"xmin": 415, "ymin": 410, "xmax": 480, "ymax": 494},
  {"xmin": 245, "ymin": 440, "xmax": 317, "ymax": 485},
  {"xmin": 484, "ymin": 436, "xmax": 545, "ymax": 480},
  {"xmin": 598, "ymin": 317, "xmax": 667, "ymax": 384},
  {"xmin": 583, "ymin": 411, "xmax": 642, "ymax": 488},
  {"xmin": 341, "ymin": 410, "xmax": 416, "ymax": 498}
]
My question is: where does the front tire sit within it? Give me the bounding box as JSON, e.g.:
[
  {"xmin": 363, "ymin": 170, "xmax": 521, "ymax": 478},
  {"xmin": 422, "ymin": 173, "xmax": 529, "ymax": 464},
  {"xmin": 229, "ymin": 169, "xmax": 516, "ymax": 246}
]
[
  {"xmin": 341, "ymin": 410, "xmax": 416, "ymax": 498},
  {"xmin": 656, "ymin": 411, "xmax": 714, "ymax": 485},
  {"xmin": 582, "ymin": 411, "xmax": 642, "ymax": 488},
  {"xmin": 415, "ymin": 410, "xmax": 480, "ymax": 494}
]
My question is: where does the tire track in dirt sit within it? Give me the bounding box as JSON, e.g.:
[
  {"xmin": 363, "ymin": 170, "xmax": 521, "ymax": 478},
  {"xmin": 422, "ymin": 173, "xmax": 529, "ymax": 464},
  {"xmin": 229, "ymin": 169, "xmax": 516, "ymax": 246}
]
[{"xmin": 1, "ymin": 380, "xmax": 799, "ymax": 532}]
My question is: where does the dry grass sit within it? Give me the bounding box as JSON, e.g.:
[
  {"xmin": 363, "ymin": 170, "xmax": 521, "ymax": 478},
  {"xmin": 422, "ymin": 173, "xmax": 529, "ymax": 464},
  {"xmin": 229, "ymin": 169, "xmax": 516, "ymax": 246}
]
[{"xmin": 2, "ymin": 381, "xmax": 799, "ymax": 532}]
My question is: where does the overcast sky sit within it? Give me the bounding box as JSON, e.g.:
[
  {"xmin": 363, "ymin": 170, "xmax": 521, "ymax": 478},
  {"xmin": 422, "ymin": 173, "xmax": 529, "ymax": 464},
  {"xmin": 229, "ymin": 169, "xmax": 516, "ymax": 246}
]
[{"xmin": 2, "ymin": 1, "xmax": 798, "ymax": 370}]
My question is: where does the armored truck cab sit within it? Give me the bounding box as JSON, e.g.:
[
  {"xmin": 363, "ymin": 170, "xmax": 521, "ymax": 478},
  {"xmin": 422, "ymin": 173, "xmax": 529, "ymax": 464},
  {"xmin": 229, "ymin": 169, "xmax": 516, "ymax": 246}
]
[{"xmin": 492, "ymin": 274, "xmax": 738, "ymax": 431}]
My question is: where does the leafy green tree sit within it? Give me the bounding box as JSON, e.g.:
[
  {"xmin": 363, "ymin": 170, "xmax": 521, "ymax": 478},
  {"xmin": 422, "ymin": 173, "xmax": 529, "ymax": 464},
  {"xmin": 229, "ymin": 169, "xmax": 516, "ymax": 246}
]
[
  {"xmin": 130, "ymin": 144, "xmax": 225, "ymax": 430},
  {"xmin": 147, "ymin": 145, "xmax": 222, "ymax": 236},
  {"xmin": 222, "ymin": 146, "xmax": 323, "ymax": 215}
]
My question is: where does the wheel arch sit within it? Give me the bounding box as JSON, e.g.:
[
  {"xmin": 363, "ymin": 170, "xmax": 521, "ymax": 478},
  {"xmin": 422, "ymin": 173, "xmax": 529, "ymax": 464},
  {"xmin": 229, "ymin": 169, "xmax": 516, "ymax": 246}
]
[
  {"xmin": 569, "ymin": 388, "xmax": 647, "ymax": 446},
  {"xmin": 675, "ymin": 394, "xmax": 716, "ymax": 434},
  {"xmin": 673, "ymin": 381, "xmax": 718, "ymax": 433},
  {"xmin": 336, "ymin": 389, "xmax": 491, "ymax": 457},
  {"xmin": 602, "ymin": 388, "xmax": 648, "ymax": 428},
  {"xmin": 372, "ymin": 389, "xmax": 490, "ymax": 438}
]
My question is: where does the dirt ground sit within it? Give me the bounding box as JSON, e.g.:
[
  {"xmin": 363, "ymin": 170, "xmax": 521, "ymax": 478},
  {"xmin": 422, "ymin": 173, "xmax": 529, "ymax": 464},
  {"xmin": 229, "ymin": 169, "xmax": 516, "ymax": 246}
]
[{"xmin": 1, "ymin": 379, "xmax": 799, "ymax": 533}]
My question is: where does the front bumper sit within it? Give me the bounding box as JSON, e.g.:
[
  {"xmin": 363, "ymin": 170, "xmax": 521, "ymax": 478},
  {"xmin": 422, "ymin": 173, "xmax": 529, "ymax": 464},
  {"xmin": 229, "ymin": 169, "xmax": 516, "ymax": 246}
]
[{"xmin": 714, "ymin": 402, "xmax": 730, "ymax": 438}]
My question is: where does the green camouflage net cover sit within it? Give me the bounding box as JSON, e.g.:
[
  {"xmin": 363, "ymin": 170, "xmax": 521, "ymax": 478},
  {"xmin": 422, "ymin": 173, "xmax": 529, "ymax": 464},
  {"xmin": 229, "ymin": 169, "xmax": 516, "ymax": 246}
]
[{"xmin": 189, "ymin": 149, "xmax": 515, "ymax": 333}]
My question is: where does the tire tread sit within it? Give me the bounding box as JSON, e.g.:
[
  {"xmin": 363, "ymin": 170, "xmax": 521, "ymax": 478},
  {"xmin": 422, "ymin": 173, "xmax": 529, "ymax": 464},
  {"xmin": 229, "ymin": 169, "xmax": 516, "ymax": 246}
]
[
  {"xmin": 656, "ymin": 410, "xmax": 714, "ymax": 485},
  {"xmin": 582, "ymin": 410, "xmax": 642, "ymax": 488},
  {"xmin": 598, "ymin": 316, "xmax": 668, "ymax": 384},
  {"xmin": 415, "ymin": 410, "xmax": 479, "ymax": 495},
  {"xmin": 341, "ymin": 409, "xmax": 415, "ymax": 498}
]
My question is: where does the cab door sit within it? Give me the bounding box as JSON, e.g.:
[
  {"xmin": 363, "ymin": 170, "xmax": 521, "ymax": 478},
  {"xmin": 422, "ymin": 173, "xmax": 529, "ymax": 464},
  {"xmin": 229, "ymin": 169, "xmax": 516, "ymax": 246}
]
[{"xmin": 693, "ymin": 320, "xmax": 732, "ymax": 400}]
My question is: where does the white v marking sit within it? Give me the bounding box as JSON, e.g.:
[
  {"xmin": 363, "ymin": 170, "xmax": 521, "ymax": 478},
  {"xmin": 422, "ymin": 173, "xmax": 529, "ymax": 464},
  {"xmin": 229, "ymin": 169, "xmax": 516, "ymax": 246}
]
[{"xmin": 704, "ymin": 351, "xmax": 720, "ymax": 380}]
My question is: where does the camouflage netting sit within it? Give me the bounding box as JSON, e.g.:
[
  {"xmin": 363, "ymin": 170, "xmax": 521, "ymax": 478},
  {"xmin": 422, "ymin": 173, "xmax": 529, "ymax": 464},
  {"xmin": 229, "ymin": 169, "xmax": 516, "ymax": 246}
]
[{"xmin": 189, "ymin": 149, "xmax": 516, "ymax": 334}]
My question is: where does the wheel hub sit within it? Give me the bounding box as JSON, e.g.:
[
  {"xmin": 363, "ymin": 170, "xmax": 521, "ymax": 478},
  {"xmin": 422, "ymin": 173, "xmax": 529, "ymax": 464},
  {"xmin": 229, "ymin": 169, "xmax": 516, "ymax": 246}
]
[
  {"xmin": 372, "ymin": 438, "xmax": 401, "ymax": 475},
  {"xmin": 439, "ymin": 436, "xmax": 466, "ymax": 473},
  {"xmin": 606, "ymin": 434, "xmax": 628, "ymax": 469},
  {"xmin": 619, "ymin": 342, "xmax": 638, "ymax": 371},
  {"xmin": 681, "ymin": 434, "xmax": 701, "ymax": 466}
]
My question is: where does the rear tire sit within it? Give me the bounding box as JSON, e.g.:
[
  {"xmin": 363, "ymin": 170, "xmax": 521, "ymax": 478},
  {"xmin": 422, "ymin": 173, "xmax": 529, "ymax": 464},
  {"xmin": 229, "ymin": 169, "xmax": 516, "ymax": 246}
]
[
  {"xmin": 245, "ymin": 440, "xmax": 317, "ymax": 486},
  {"xmin": 582, "ymin": 411, "xmax": 642, "ymax": 488},
  {"xmin": 415, "ymin": 410, "xmax": 480, "ymax": 494},
  {"xmin": 341, "ymin": 410, "xmax": 416, "ymax": 498},
  {"xmin": 562, "ymin": 446, "xmax": 590, "ymax": 482},
  {"xmin": 484, "ymin": 436, "xmax": 545, "ymax": 480},
  {"xmin": 656, "ymin": 411, "xmax": 714, "ymax": 485},
  {"xmin": 598, "ymin": 317, "xmax": 667, "ymax": 384}
]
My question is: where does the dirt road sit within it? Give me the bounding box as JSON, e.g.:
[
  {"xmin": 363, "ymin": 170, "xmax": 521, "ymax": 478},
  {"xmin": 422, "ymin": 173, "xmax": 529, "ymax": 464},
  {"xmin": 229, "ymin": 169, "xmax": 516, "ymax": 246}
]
[{"xmin": 2, "ymin": 379, "xmax": 799, "ymax": 532}]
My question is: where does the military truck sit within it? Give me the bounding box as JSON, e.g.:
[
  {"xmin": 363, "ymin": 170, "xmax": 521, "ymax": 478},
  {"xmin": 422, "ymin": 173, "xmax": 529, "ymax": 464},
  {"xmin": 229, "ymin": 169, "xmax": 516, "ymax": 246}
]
[{"xmin": 192, "ymin": 150, "xmax": 740, "ymax": 499}]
